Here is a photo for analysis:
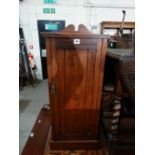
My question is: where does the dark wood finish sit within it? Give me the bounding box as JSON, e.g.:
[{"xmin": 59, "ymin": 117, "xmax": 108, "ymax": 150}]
[
  {"xmin": 103, "ymin": 49, "xmax": 134, "ymax": 112},
  {"xmin": 42, "ymin": 24, "xmax": 108, "ymax": 149},
  {"xmin": 101, "ymin": 21, "xmax": 135, "ymax": 29},
  {"xmin": 21, "ymin": 107, "xmax": 51, "ymax": 155},
  {"xmin": 45, "ymin": 128, "xmax": 106, "ymax": 154},
  {"xmin": 102, "ymin": 49, "xmax": 134, "ymax": 112},
  {"xmin": 49, "ymin": 140, "xmax": 101, "ymax": 150},
  {"xmin": 100, "ymin": 21, "xmax": 135, "ymax": 49},
  {"xmin": 106, "ymin": 49, "xmax": 134, "ymax": 97},
  {"xmin": 103, "ymin": 50, "xmax": 135, "ymax": 107},
  {"xmin": 107, "ymin": 49, "xmax": 134, "ymax": 59},
  {"xmin": 119, "ymin": 56, "xmax": 135, "ymax": 103},
  {"xmin": 101, "ymin": 52, "xmax": 135, "ymax": 155},
  {"xmin": 101, "ymin": 21, "xmax": 135, "ymax": 33}
]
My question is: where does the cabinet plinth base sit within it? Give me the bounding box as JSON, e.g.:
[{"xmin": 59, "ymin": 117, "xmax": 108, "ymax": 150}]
[{"xmin": 49, "ymin": 139, "xmax": 101, "ymax": 150}]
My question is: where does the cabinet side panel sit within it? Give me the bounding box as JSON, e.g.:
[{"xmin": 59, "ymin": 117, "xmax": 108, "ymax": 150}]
[
  {"xmin": 91, "ymin": 39, "xmax": 104, "ymax": 136},
  {"xmin": 84, "ymin": 50, "xmax": 97, "ymax": 138},
  {"xmin": 55, "ymin": 49, "xmax": 65, "ymax": 138}
]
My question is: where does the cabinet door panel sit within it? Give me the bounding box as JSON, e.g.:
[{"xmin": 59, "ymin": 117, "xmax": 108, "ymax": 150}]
[{"xmin": 48, "ymin": 38, "xmax": 104, "ymax": 140}]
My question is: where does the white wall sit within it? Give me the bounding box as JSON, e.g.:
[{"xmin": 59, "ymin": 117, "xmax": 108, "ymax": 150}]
[{"xmin": 19, "ymin": 0, "xmax": 135, "ymax": 79}]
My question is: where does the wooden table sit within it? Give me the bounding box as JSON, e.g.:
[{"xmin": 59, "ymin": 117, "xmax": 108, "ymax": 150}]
[
  {"xmin": 106, "ymin": 48, "xmax": 134, "ymax": 96},
  {"xmin": 107, "ymin": 48, "xmax": 134, "ymax": 60}
]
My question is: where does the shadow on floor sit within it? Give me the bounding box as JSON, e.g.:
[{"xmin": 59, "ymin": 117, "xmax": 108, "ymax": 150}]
[
  {"xmin": 20, "ymin": 79, "xmax": 42, "ymax": 91},
  {"xmin": 19, "ymin": 99, "xmax": 31, "ymax": 113}
]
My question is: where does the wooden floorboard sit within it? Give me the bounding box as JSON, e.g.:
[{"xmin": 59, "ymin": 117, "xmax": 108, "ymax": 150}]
[{"xmin": 21, "ymin": 107, "xmax": 51, "ymax": 155}]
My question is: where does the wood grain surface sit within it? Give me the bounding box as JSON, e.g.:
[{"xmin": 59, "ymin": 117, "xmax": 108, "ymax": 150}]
[{"xmin": 44, "ymin": 24, "xmax": 108, "ymax": 148}]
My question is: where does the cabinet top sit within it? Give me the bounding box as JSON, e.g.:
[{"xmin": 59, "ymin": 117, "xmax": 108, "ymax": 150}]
[{"xmin": 41, "ymin": 24, "xmax": 110, "ymax": 39}]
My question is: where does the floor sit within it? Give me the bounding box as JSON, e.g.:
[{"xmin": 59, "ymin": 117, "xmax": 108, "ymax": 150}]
[
  {"xmin": 19, "ymin": 80, "xmax": 48, "ymax": 154},
  {"xmin": 45, "ymin": 139, "xmax": 107, "ymax": 155},
  {"xmin": 21, "ymin": 107, "xmax": 108, "ymax": 155},
  {"xmin": 45, "ymin": 149, "xmax": 106, "ymax": 155},
  {"xmin": 19, "ymin": 80, "xmax": 134, "ymax": 155}
]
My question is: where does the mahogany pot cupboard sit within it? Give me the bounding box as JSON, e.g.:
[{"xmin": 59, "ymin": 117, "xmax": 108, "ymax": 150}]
[{"xmin": 42, "ymin": 24, "xmax": 109, "ymax": 149}]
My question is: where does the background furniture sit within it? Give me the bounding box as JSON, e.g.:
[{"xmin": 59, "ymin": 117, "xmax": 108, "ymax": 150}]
[
  {"xmin": 42, "ymin": 24, "xmax": 109, "ymax": 149},
  {"xmin": 101, "ymin": 21, "xmax": 135, "ymax": 34},
  {"xmin": 101, "ymin": 21, "xmax": 135, "ymax": 114},
  {"xmin": 101, "ymin": 52, "xmax": 135, "ymax": 155},
  {"xmin": 100, "ymin": 21, "xmax": 135, "ymax": 49}
]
